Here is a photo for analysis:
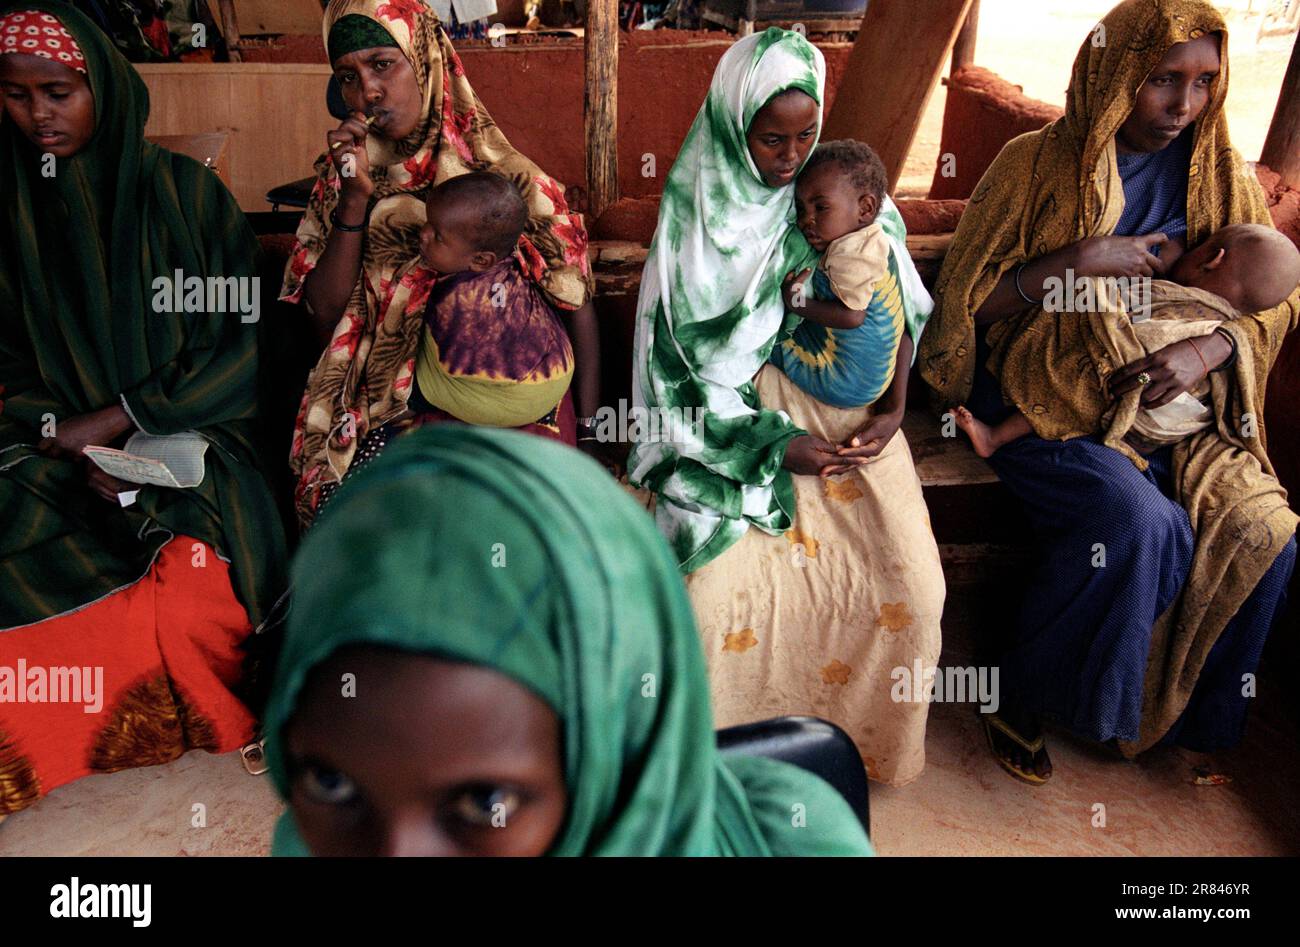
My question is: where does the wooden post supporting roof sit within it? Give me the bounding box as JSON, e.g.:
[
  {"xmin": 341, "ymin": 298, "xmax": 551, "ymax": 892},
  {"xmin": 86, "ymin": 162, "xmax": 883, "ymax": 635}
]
[
  {"xmin": 1261, "ymin": 29, "xmax": 1300, "ymax": 191},
  {"xmin": 950, "ymin": 0, "xmax": 979, "ymax": 75},
  {"xmin": 584, "ymin": 0, "xmax": 619, "ymax": 222},
  {"xmin": 822, "ymin": 0, "xmax": 974, "ymax": 193},
  {"xmin": 216, "ymin": 0, "xmax": 242, "ymax": 63}
]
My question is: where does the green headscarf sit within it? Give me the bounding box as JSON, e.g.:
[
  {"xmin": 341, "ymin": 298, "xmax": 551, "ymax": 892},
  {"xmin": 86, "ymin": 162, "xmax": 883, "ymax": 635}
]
[
  {"xmin": 326, "ymin": 12, "xmax": 396, "ymax": 63},
  {"xmin": 0, "ymin": 0, "xmax": 286, "ymax": 628},
  {"xmin": 264, "ymin": 427, "xmax": 872, "ymax": 856}
]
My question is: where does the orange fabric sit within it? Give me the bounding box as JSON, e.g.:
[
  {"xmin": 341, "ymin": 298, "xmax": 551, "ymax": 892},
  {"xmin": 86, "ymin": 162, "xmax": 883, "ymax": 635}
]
[{"xmin": 0, "ymin": 536, "xmax": 255, "ymax": 815}]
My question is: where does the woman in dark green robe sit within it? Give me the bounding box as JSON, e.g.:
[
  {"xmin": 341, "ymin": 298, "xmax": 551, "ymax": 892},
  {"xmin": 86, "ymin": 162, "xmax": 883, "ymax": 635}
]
[{"xmin": 0, "ymin": 1, "xmax": 285, "ymax": 818}]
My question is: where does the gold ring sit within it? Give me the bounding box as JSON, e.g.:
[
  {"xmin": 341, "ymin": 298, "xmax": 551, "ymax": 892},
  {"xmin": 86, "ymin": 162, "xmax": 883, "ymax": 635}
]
[{"xmin": 1137, "ymin": 371, "xmax": 1152, "ymax": 386}]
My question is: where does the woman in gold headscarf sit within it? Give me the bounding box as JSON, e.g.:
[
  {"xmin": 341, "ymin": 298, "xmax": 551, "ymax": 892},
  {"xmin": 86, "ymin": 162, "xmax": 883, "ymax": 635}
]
[
  {"xmin": 280, "ymin": 0, "xmax": 597, "ymax": 529},
  {"xmin": 919, "ymin": 0, "xmax": 1298, "ymax": 784}
]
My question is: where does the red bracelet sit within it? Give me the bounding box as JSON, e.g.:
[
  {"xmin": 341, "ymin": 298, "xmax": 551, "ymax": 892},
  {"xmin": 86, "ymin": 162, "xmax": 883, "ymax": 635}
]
[{"xmin": 1187, "ymin": 336, "xmax": 1210, "ymax": 375}]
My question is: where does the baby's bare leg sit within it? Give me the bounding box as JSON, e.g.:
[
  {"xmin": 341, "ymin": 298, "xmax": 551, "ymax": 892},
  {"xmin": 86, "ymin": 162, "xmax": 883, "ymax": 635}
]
[{"xmin": 953, "ymin": 406, "xmax": 1033, "ymax": 458}]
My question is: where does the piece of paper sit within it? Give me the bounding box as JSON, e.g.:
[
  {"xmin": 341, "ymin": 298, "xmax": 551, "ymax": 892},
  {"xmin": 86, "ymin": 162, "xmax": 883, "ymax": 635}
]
[
  {"xmin": 117, "ymin": 489, "xmax": 140, "ymax": 508},
  {"xmin": 82, "ymin": 431, "xmax": 209, "ymax": 489}
]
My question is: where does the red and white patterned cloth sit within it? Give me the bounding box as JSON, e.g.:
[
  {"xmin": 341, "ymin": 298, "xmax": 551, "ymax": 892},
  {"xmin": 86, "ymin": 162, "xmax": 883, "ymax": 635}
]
[{"xmin": 0, "ymin": 9, "xmax": 87, "ymax": 75}]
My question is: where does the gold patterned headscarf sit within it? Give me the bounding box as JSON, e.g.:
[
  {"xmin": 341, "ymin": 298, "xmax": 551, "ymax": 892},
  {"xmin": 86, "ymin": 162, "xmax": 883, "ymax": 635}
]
[{"xmin": 281, "ymin": 0, "xmax": 592, "ymax": 527}]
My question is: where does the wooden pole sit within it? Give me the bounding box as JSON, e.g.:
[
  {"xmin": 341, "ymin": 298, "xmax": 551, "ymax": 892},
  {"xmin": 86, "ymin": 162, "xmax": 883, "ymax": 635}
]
[
  {"xmin": 950, "ymin": 0, "xmax": 978, "ymax": 75},
  {"xmin": 584, "ymin": 0, "xmax": 619, "ymax": 222},
  {"xmin": 1261, "ymin": 29, "xmax": 1300, "ymax": 190},
  {"xmin": 217, "ymin": 0, "xmax": 242, "ymax": 63},
  {"xmin": 822, "ymin": 0, "xmax": 973, "ymax": 193}
]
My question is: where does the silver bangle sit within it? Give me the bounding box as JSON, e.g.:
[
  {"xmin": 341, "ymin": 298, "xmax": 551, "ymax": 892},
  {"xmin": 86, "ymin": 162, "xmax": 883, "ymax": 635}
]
[{"xmin": 1014, "ymin": 261, "xmax": 1042, "ymax": 306}]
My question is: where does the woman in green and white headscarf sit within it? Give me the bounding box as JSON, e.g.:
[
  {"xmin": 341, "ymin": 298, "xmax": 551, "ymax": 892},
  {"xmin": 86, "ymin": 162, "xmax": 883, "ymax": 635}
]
[
  {"xmin": 630, "ymin": 28, "xmax": 945, "ymax": 787},
  {"xmin": 264, "ymin": 426, "xmax": 871, "ymax": 856}
]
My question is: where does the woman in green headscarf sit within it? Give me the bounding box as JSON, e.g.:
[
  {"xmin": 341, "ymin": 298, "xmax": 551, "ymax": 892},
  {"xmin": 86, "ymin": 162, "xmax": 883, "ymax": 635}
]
[
  {"xmin": 0, "ymin": 1, "xmax": 286, "ymax": 817},
  {"xmin": 630, "ymin": 28, "xmax": 945, "ymax": 787},
  {"xmin": 264, "ymin": 426, "xmax": 871, "ymax": 856}
]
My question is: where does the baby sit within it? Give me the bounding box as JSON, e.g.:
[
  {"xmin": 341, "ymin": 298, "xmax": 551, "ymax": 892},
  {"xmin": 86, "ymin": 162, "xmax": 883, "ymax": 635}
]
[
  {"xmin": 954, "ymin": 223, "xmax": 1300, "ymax": 456},
  {"xmin": 413, "ymin": 171, "xmax": 574, "ymax": 430},
  {"xmin": 770, "ymin": 140, "xmax": 910, "ymax": 409}
]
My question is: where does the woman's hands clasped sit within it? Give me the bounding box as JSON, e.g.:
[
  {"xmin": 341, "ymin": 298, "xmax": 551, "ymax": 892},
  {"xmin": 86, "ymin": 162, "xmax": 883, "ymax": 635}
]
[{"xmin": 782, "ymin": 411, "xmax": 903, "ymax": 479}]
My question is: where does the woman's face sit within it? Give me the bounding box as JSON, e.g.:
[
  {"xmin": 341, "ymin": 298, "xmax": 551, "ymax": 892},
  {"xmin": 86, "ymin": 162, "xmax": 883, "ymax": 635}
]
[
  {"xmin": 331, "ymin": 45, "xmax": 423, "ymax": 141},
  {"xmin": 284, "ymin": 647, "xmax": 568, "ymax": 856},
  {"xmin": 746, "ymin": 89, "xmax": 819, "ymax": 188},
  {"xmin": 1116, "ymin": 33, "xmax": 1220, "ymax": 154},
  {"xmin": 0, "ymin": 53, "xmax": 94, "ymax": 157}
]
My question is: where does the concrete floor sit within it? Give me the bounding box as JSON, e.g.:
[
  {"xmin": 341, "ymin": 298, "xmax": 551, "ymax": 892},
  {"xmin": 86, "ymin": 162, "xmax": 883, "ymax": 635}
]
[{"xmin": 3, "ymin": 676, "xmax": 1294, "ymax": 857}]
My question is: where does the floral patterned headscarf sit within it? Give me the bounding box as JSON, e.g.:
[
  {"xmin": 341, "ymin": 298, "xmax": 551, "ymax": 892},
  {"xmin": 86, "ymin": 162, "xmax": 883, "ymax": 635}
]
[{"xmin": 281, "ymin": 0, "xmax": 591, "ymax": 528}]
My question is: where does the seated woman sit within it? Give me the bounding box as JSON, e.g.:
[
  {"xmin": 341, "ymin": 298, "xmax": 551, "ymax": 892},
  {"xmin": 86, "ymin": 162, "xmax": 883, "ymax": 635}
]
[
  {"xmin": 0, "ymin": 2, "xmax": 286, "ymax": 819},
  {"xmin": 919, "ymin": 0, "xmax": 1299, "ymax": 784},
  {"xmin": 264, "ymin": 426, "xmax": 873, "ymax": 856},
  {"xmin": 630, "ymin": 28, "xmax": 945, "ymax": 787},
  {"xmin": 282, "ymin": 0, "xmax": 598, "ymax": 529}
]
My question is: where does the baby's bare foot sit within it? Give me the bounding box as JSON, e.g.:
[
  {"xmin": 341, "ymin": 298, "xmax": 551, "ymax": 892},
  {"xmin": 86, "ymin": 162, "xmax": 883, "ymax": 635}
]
[{"xmin": 952, "ymin": 405, "xmax": 998, "ymax": 458}]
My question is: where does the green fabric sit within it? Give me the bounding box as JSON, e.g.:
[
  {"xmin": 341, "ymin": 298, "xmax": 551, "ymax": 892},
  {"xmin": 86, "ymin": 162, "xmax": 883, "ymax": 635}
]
[
  {"xmin": 264, "ymin": 426, "xmax": 872, "ymax": 856},
  {"xmin": 628, "ymin": 28, "xmax": 825, "ymax": 573},
  {"xmin": 326, "ymin": 12, "xmax": 397, "ymax": 63},
  {"xmin": 0, "ymin": 1, "xmax": 286, "ymax": 629}
]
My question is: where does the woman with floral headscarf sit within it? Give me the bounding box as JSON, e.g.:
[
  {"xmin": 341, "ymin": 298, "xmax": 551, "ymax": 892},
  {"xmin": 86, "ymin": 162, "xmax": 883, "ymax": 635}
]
[
  {"xmin": 920, "ymin": 0, "xmax": 1299, "ymax": 784},
  {"xmin": 282, "ymin": 0, "xmax": 598, "ymax": 529},
  {"xmin": 630, "ymin": 29, "xmax": 946, "ymax": 788}
]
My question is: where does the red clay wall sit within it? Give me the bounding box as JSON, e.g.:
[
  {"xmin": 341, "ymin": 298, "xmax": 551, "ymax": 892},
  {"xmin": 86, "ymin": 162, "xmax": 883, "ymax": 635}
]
[
  {"xmin": 248, "ymin": 31, "xmax": 854, "ymax": 210},
  {"xmin": 927, "ymin": 65, "xmax": 1063, "ymax": 201}
]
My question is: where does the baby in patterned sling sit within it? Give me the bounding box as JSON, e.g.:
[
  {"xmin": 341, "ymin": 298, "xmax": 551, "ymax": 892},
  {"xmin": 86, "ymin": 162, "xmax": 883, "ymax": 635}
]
[
  {"xmin": 413, "ymin": 171, "xmax": 575, "ymax": 431},
  {"xmin": 772, "ymin": 139, "xmax": 910, "ymax": 411}
]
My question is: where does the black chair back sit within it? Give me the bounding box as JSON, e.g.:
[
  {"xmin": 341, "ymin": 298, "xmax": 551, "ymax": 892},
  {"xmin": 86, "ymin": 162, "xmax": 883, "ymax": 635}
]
[{"xmin": 716, "ymin": 716, "xmax": 870, "ymax": 837}]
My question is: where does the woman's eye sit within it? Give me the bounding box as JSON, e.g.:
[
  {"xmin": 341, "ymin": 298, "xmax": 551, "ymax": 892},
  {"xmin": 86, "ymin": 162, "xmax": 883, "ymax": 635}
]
[
  {"xmin": 298, "ymin": 764, "xmax": 360, "ymax": 806},
  {"xmin": 376, "ymin": 59, "xmax": 390, "ymax": 71},
  {"xmin": 448, "ymin": 785, "xmax": 522, "ymax": 827},
  {"xmin": 337, "ymin": 73, "xmax": 354, "ymax": 85}
]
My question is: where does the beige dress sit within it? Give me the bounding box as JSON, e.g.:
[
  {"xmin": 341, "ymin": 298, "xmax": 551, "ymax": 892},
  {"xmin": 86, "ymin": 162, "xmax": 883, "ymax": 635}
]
[{"xmin": 685, "ymin": 365, "xmax": 946, "ymax": 786}]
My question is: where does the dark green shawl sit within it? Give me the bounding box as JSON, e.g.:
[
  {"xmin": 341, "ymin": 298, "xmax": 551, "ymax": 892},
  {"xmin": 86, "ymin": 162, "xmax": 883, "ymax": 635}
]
[
  {"xmin": 0, "ymin": 0, "xmax": 285, "ymax": 629},
  {"xmin": 265, "ymin": 427, "xmax": 872, "ymax": 856}
]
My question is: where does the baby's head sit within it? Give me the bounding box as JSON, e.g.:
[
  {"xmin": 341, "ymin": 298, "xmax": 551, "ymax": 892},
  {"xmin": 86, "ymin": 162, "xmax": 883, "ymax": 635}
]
[
  {"xmin": 794, "ymin": 139, "xmax": 888, "ymax": 253},
  {"xmin": 1170, "ymin": 223, "xmax": 1300, "ymax": 313},
  {"xmin": 419, "ymin": 171, "xmax": 529, "ymax": 274}
]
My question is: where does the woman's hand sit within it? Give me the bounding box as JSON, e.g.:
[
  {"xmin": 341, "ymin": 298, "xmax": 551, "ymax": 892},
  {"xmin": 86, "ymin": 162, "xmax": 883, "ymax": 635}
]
[
  {"xmin": 1072, "ymin": 232, "xmax": 1169, "ymax": 279},
  {"xmin": 1109, "ymin": 332, "xmax": 1231, "ymax": 408},
  {"xmin": 36, "ymin": 405, "xmax": 132, "ymax": 461},
  {"xmin": 782, "ymin": 268, "xmax": 813, "ymax": 312},
  {"xmin": 86, "ymin": 465, "xmax": 137, "ymax": 503},
  {"xmin": 820, "ymin": 408, "xmax": 904, "ymax": 476},
  {"xmin": 783, "ymin": 434, "xmax": 840, "ymax": 476},
  {"xmin": 327, "ymin": 111, "xmax": 374, "ymax": 203}
]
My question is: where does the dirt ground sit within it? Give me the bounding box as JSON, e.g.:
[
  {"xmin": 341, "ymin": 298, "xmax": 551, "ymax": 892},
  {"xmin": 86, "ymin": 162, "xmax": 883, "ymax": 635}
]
[{"xmin": 898, "ymin": 0, "xmax": 1297, "ymax": 196}]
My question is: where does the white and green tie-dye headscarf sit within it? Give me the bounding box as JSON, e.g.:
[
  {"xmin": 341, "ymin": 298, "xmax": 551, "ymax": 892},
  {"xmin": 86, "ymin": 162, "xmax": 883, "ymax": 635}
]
[{"xmin": 629, "ymin": 28, "xmax": 825, "ymax": 572}]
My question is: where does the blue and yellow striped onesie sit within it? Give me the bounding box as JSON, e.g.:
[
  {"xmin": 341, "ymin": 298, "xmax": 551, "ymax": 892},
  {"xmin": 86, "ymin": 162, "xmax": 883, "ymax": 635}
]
[{"xmin": 770, "ymin": 222, "xmax": 906, "ymax": 409}]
